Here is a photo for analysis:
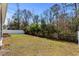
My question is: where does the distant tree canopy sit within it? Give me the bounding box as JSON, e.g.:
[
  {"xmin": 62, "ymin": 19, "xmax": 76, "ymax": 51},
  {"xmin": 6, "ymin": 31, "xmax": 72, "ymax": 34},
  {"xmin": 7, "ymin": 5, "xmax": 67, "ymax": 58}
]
[{"xmin": 8, "ymin": 3, "xmax": 79, "ymax": 42}]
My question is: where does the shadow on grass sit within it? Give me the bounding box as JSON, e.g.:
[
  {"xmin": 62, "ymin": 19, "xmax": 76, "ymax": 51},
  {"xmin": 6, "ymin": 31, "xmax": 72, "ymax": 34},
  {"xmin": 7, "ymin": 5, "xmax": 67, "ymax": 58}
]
[{"xmin": 25, "ymin": 34, "xmax": 78, "ymax": 44}]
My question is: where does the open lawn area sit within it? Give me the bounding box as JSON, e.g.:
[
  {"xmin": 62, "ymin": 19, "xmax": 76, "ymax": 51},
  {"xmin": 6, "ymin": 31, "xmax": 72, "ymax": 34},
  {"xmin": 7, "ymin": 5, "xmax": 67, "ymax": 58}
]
[{"xmin": 2, "ymin": 34, "xmax": 79, "ymax": 56}]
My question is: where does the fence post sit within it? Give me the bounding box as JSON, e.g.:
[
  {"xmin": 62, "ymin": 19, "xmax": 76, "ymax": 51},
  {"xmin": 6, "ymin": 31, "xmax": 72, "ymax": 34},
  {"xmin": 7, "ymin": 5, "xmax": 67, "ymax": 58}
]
[
  {"xmin": 77, "ymin": 26, "xmax": 79, "ymax": 45},
  {"xmin": 77, "ymin": 31, "xmax": 79, "ymax": 45},
  {"xmin": 0, "ymin": 4, "xmax": 3, "ymax": 50}
]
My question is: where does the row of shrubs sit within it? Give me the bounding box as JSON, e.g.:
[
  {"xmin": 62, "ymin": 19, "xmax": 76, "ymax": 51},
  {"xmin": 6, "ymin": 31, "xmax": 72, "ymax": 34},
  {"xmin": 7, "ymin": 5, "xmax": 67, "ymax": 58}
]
[
  {"xmin": 25, "ymin": 32, "xmax": 77, "ymax": 43},
  {"xmin": 23, "ymin": 24, "xmax": 77, "ymax": 43}
]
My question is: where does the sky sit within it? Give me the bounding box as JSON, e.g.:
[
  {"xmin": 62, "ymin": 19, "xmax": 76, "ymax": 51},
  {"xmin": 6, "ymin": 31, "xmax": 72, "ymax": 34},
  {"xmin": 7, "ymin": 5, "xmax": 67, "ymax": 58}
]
[{"xmin": 5, "ymin": 3, "xmax": 53, "ymax": 25}]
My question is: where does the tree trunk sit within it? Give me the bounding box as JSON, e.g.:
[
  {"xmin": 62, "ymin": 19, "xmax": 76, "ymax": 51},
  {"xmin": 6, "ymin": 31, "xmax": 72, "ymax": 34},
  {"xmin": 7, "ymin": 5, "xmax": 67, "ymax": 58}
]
[{"xmin": 74, "ymin": 3, "xmax": 78, "ymax": 18}]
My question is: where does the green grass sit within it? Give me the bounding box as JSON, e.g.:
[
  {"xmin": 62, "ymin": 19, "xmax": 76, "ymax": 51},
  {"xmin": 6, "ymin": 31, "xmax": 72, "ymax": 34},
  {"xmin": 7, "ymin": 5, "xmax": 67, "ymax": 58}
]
[{"xmin": 3, "ymin": 34, "xmax": 79, "ymax": 56}]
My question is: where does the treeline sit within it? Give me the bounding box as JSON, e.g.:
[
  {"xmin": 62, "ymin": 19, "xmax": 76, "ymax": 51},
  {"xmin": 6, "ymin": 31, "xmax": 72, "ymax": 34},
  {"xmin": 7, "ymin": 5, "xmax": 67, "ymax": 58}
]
[{"xmin": 7, "ymin": 3, "xmax": 79, "ymax": 43}]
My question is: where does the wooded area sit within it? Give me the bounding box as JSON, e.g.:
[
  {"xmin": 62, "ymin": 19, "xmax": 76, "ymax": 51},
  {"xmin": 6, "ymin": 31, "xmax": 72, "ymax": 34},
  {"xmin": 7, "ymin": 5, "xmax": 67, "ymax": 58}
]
[{"xmin": 7, "ymin": 3, "xmax": 79, "ymax": 43}]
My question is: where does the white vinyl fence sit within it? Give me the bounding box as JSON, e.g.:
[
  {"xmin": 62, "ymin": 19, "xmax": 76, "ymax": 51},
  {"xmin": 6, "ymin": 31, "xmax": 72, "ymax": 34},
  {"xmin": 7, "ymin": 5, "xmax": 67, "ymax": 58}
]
[{"xmin": 3, "ymin": 30, "xmax": 24, "ymax": 34}]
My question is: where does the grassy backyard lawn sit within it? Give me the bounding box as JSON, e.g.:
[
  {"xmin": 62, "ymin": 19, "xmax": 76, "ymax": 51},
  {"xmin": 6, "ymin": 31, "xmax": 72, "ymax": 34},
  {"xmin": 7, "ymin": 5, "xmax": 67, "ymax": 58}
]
[{"xmin": 2, "ymin": 34, "xmax": 79, "ymax": 56}]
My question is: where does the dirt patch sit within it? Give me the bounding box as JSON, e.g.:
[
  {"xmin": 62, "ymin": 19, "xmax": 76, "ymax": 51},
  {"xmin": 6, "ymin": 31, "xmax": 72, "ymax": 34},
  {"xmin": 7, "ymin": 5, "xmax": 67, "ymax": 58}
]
[{"xmin": 0, "ymin": 49, "xmax": 9, "ymax": 56}]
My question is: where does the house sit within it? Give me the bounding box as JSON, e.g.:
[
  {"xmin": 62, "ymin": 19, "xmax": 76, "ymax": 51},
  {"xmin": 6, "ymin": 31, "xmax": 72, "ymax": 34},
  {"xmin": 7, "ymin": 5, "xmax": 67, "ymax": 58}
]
[{"xmin": 0, "ymin": 3, "xmax": 7, "ymax": 48}]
